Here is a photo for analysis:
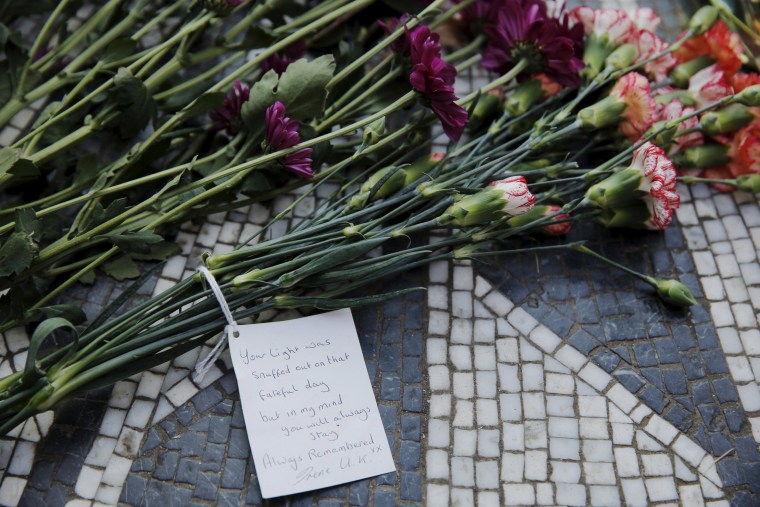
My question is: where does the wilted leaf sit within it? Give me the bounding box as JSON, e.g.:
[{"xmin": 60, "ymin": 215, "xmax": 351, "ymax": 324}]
[
  {"xmin": 0, "ymin": 232, "xmax": 38, "ymax": 277},
  {"xmin": 84, "ymin": 198, "xmax": 128, "ymax": 231},
  {"xmin": 102, "ymin": 255, "xmax": 140, "ymax": 280}
]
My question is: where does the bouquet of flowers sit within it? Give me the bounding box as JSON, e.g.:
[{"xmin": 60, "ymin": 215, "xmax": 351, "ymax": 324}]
[{"xmin": 0, "ymin": 0, "xmax": 759, "ymax": 435}]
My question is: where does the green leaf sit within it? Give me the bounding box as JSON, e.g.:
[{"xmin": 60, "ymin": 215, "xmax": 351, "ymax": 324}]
[
  {"xmin": 0, "ymin": 232, "xmax": 38, "ymax": 277},
  {"xmin": 14, "ymin": 208, "xmax": 39, "ymax": 237},
  {"xmin": 108, "ymin": 68, "xmax": 156, "ymax": 138},
  {"xmin": 73, "ymin": 154, "xmax": 100, "ymax": 187},
  {"xmin": 100, "ymin": 231, "xmax": 164, "ymax": 254},
  {"xmin": 0, "ymin": 23, "xmax": 9, "ymax": 48},
  {"xmin": 241, "ymin": 69, "xmax": 278, "ymax": 131},
  {"xmin": 131, "ymin": 241, "xmax": 181, "ymax": 261},
  {"xmin": 0, "ymin": 147, "xmax": 39, "ymax": 180},
  {"xmin": 241, "ymin": 25, "xmax": 278, "ymax": 49},
  {"xmin": 31, "ymin": 100, "xmax": 62, "ymax": 129},
  {"xmin": 103, "ymin": 38, "xmax": 137, "ymax": 64},
  {"xmin": 276, "ymin": 55, "xmax": 335, "ymax": 120},
  {"xmin": 84, "ymin": 198, "xmax": 127, "ymax": 232},
  {"xmin": 102, "ymin": 255, "xmax": 140, "ymax": 281},
  {"xmin": 79, "ymin": 270, "xmax": 96, "ymax": 285},
  {"xmin": 36, "ymin": 304, "xmax": 87, "ymax": 325},
  {"xmin": 184, "ymin": 91, "xmax": 226, "ymax": 117},
  {"xmin": 23, "ymin": 317, "xmax": 78, "ymax": 384}
]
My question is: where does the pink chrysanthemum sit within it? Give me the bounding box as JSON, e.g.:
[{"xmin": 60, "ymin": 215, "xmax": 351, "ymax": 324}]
[
  {"xmin": 407, "ymin": 26, "xmax": 469, "ymax": 141},
  {"xmin": 609, "ymin": 72, "xmax": 656, "ymax": 141},
  {"xmin": 631, "ymin": 142, "xmax": 680, "ymax": 230},
  {"xmin": 264, "ymin": 101, "xmax": 313, "ymax": 178},
  {"xmin": 483, "ymin": 0, "xmax": 584, "ymax": 88},
  {"xmin": 689, "ymin": 64, "xmax": 733, "ymax": 108},
  {"xmin": 209, "ymin": 81, "xmax": 250, "ymax": 135}
]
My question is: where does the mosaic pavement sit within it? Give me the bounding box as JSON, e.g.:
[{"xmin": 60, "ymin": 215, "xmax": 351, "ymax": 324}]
[{"xmin": 3, "ymin": 1, "xmax": 760, "ymax": 506}]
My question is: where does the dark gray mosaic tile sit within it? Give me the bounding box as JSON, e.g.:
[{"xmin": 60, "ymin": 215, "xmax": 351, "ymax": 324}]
[
  {"xmin": 476, "ymin": 219, "xmax": 760, "ymax": 502},
  {"xmin": 121, "ymin": 274, "xmax": 425, "ymax": 506}
]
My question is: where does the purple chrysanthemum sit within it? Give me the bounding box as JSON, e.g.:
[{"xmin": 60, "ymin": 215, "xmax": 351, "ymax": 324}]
[
  {"xmin": 482, "ymin": 0, "xmax": 584, "ymax": 88},
  {"xmin": 264, "ymin": 101, "xmax": 313, "ymax": 178},
  {"xmin": 209, "ymin": 80, "xmax": 250, "ymax": 135},
  {"xmin": 407, "ymin": 26, "xmax": 468, "ymax": 141},
  {"xmin": 261, "ymin": 41, "xmax": 308, "ymax": 76}
]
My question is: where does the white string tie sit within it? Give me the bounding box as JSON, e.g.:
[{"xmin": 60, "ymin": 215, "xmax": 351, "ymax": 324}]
[{"xmin": 193, "ymin": 266, "xmax": 239, "ymax": 382}]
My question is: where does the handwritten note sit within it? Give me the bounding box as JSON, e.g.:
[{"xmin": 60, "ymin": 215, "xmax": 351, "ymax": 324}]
[{"xmin": 228, "ymin": 308, "xmax": 395, "ymax": 498}]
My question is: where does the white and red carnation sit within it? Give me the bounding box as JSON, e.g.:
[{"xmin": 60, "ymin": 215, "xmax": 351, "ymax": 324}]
[
  {"xmin": 609, "ymin": 72, "xmax": 657, "ymax": 140},
  {"xmin": 630, "ymin": 30, "xmax": 678, "ymax": 81},
  {"xmin": 541, "ymin": 205, "xmax": 573, "ymax": 235},
  {"xmin": 658, "ymin": 100, "xmax": 703, "ymax": 154},
  {"xmin": 630, "ymin": 142, "xmax": 680, "ymax": 229},
  {"xmin": 689, "ymin": 64, "xmax": 733, "ymax": 108},
  {"xmin": 629, "ymin": 7, "xmax": 660, "ymax": 32},
  {"xmin": 570, "ymin": 7, "xmax": 634, "ymax": 45},
  {"xmin": 489, "ymin": 176, "xmax": 536, "ymax": 216}
]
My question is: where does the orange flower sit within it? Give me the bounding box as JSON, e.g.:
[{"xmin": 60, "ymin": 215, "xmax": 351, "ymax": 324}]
[
  {"xmin": 731, "ymin": 72, "xmax": 760, "ymax": 93},
  {"xmin": 727, "ymin": 122, "xmax": 760, "ymax": 176},
  {"xmin": 674, "ymin": 20, "xmax": 743, "ymax": 76}
]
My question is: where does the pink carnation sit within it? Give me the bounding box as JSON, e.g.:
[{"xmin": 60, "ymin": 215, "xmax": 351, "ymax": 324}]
[
  {"xmin": 609, "ymin": 72, "xmax": 656, "ymax": 141},
  {"xmin": 689, "ymin": 64, "xmax": 733, "ymax": 108},
  {"xmin": 570, "ymin": 7, "xmax": 634, "ymax": 45},
  {"xmin": 657, "ymin": 100, "xmax": 703, "ymax": 155},
  {"xmin": 629, "ymin": 7, "xmax": 660, "ymax": 32},
  {"xmin": 630, "ymin": 30, "xmax": 678, "ymax": 81}
]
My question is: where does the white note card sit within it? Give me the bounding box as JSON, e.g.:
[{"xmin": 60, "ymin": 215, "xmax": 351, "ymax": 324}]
[{"xmin": 228, "ymin": 308, "xmax": 395, "ymax": 498}]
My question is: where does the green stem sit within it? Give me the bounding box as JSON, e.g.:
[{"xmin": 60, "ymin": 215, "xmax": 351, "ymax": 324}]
[{"xmin": 572, "ymin": 244, "xmax": 656, "ymax": 286}]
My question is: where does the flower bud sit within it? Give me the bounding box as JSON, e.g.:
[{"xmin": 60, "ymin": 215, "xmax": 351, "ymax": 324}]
[
  {"xmin": 672, "ymin": 144, "xmax": 730, "ymax": 168},
  {"xmin": 362, "ymin": 118, "xmax": 385, "ymax": 146},
  {"xmin": 595, "ymin": 204, "xmax": 652, "ymax": 229},
  {"xmin": 606, "ymin": 44, "xmax": 638, "ymax": 70},
  {"xmin": 577, "ymin": 96, "xmax": 627, "ymax": 130},
  {"xmin": 507, "ymin": 205, "xmax": 573, "ymax": 235},
  {"xmin": 585, "ymin": 168, "xmax": 644, "ymax": 209},
  {"xmin": 670, "ymin": 55, "xmax": 713, "ymax": 88},
  {"xmin": 471, "ymin": 89, "xmax": 503, "ymax": 129},
  {"xmin": 736, "ymin": 174, "xmax": 760, "ymax": 193},
  {"xmin": 701, "ymin": 104, "xmax": 754, "ymax": 135},
  {"xmin": 655, "ymin": 278, "xmax": 697, "ymax": 307},
  {"xmin": 688, "ymin": 6, "xmax": 719, "ymax": 35},
  {"xmin": 582, "ymin": 34, "xmax": 614, "ymax": 80},
  {"xmin": 438, "ymin": 176, "xmax": 535, "ymax": 227},
  {"xmin": 734, "ymin": 84, "xmax": 760, "ymax": 107},
  {"xmin": 505, "ymin": 80, "xmax": 543, "ymax": 117}
]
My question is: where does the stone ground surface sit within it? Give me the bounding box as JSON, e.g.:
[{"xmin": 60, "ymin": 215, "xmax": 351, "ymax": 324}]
[{"xmin": 3, "ymin": 0, "xmax": 760, "ymax": 506}]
